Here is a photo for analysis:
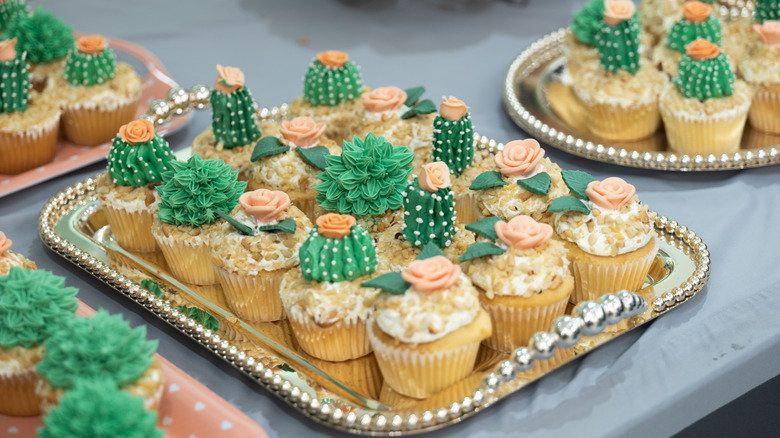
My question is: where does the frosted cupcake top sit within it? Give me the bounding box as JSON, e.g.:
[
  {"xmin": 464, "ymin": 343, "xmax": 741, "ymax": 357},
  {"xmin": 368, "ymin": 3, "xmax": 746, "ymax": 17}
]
[
  {"xmin": 740, "ymin": 22, "xmax": 780, "ymax": 85},
  {"xmin": 0, "ymin": 231, "xmax": 36, "ymax": 275}
]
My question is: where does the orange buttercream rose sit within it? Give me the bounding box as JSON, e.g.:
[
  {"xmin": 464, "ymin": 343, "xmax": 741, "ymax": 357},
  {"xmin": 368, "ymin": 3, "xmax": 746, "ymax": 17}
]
[
  {"xmin": 494, "ymin": 139, "xmax": 545, "ymax": 179},
  {"xmin": 603, "ymin": 0, "xmax": 636, "ymax": 26},
  {"xmin": 280, "ymin": 117, "xmax": 326, "ymax": 148},
  {"xmin": 316, "ymin": 50, "xmax": 348, "ymax": 68},
  {"xmin": 118, "ymin": 119, "xmax": 155, "ymax": 145},
  {"xmin": 495, "ymin": 215, "xmax": 553, "ymax": 251},
  {"xmin": 0, "ymin": 232, "xmax": 11, "ymax": 256},
  {"xmin": 754, "ymin": 21, "xmax": 780, "ymax": 47},
  {"xmin": 686, "ymin": 38, "xmax": 720, "ymax": 60},
  {"xmin": 361, "ymin": 87, "xmax": 407, "ymax": 113},
  {"xmin": 585, "ymin": 177, "xmax": 636, "ymax": 211},
  {"xmin": 683, "ymin": 1, "xmax": 712, "ymax": 23},
  {"xmin": 75, "ymin": 35, "xmax": 106, "ymax": 55},
  {"xmin": 401, "ymin": 256, "xmax": 461, "ymax": 293},
  {"xmin": 0, "ymin": 38, "xmax": 17, "ymax": 62},
  {"xmin": 214, "ymin": 64, "xmax": 245, "ymax": 94},
  {"xmin": 418, "ymin": 162, "xmax": 451, "ymax": 192},
  {"xmin": 239, "ymin": 189, "xmax": 291, "ymax": 225},
  {"xmin": 316, "ymin": 213, "xmax": 356, "ymax": 239},
  {"xmin": 439, "ymin": 96, "xmax": 469, "ymax": 121}
]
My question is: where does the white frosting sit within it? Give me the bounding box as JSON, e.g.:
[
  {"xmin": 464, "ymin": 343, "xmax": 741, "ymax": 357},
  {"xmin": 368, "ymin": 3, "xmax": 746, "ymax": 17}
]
[
  {"xmin": 252, "ymin": 149, "xmax": 315, "ymax": 188},
  {"xmin": 364, "ymin": 104, "xmax": 409, "ymax": 123},
  {"xmin": 555, "ymin": 201, "xmax": 652, "ymax": 256},
  {"xmin": 100, "ymin": 187, "xmax": 159, "ymax": 214},
  {"xmin": 281, "ymin": 272, "xmax": 380, "ymax": 326},
  {"xmin": 469, "ymin": 250, "xmax": 569, "ymax": 298}
]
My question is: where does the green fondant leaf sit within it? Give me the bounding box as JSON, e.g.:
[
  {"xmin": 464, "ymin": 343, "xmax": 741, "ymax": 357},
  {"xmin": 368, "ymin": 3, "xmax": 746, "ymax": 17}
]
[
  {"xmin": 361, "ymin": 272, "xmax": 410, "ymax": 295},
  {"xmin": 216, "ymin": 210, "xmax": 255, "ymax": 236},
  {"xmin": 257, "ymin": 218, "xmax": 296, "ymax": 234},
  {"xmin": 276, "ymin": 363, "xmax": 295, "ymax": 373},
  {"xmin": 294, "ymin": 145, "xmax": 330, "ymax": 171},
  {"xmin": 250, "ymin": 136, "xmax": 290, "ymax": 162},
  {"xmin": 404, "ymin": 86, "xmax": 426, "ymax": 106},
  {"xmin": 517, "ymin": 171, "xmax": 551, "ymax": 196},
  {"xmin": 458, "ymin": 242, "xmax": 506, "ymax": 262},
  {"xmin": 547, "ymin": 196, "xmax": 591, "ymax": 214},
  {"xmin": 561, "ymin": 170, "xmax": 595, "ymax": 200},
  {"xmin": 465, "ymin": 217, "xmax": 502, "ymax": 241},
  {"xmin": 401, "ymin": 99, "xmax": 436, "ymax": 120},
  {"xmin": 140, "ymin": 280, "xmax": 164, "ymax": 299},
  {"xmin": 175, "ymin": 306, "xmax": 219, "ymax": 332},
  {"xmin": 416, "ymin": 242, "xmax": 446, "ymax": 260},
  {"xmin": 469, "ymin": 171, "xmax": 508, "ymax": 191}
]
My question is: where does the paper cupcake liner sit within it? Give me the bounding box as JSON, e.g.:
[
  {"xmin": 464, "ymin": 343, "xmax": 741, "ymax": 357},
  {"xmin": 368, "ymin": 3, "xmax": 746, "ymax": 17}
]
[
  {"xmin": 0, "ymin": 369, "xmax": 42, "ymax": 416},
  {"xmin": 748, "ymin": 88, "xmax": 780, "ymax": 135},
  {"xmin": 661, "ymin": 105, "xmax": 748, "ymax": 155},
  {"xmin": 291, "ymin": 196, "xmax": 318, "ymax": 223},
  {"xmin": 454, "ymin": 191, "xmax": 481, "ymax": 225},
  {"xmin": 480, "ymin": 294, "xmax": 570, "ymax": 353},
  {"xmin": 288, "ymin": 315, "xmax": 371, "ymax": 361},
  {"xmin": 583, "ymin": 100, "xmax": 661, "ymax": 141},
  {"xmin": 62, "ymin": 98, "xmax": 140, "ymax": 146},
  {"xmin": 152, "ymin": 227, "xmax": 218, "ymax": 285},
  {"xmin": 0, "ymin": 113, "xmax": 60, "ymax": 175},
  {"xmin": 214, "ymin": 265, "xmax": 287, "ymax": 322},
  {"xmin": 307, "ymin": 354, "xmax": 383, "ymax": 400},
  {"xmin": 102, "ymin": 202, "xmax": 158, "ymax": 252}
]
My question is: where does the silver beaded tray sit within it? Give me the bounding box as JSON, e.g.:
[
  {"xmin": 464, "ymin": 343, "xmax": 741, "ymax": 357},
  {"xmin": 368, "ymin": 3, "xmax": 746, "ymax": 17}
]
[
  {"xmin": 38, "ymin": 129, "xmax": 711, "ymax": 434},
  {"xmin": 503, "ymin": 2, "xmax": 779, "ymax": 171}
]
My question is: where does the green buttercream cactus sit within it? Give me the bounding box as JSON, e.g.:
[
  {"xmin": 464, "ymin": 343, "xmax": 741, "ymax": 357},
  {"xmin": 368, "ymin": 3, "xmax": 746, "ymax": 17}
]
[
  {"xmin": 0, "ymin": 37, "xmax": 28, "ymax": 113},
  {"xmin": 0, "ymin": 0, "xmax": 27, "ymax": 32},
  {"xmin": 107, "ymin": 118, "xmax": 176, "ymax": 186},
  {"xmin": 756, "ymin": 0, "xmax": 780, "ymax": 23},
  {"xmin": 299, "ymin": 213, "xmax": 376, "ymax": 282},
  {"xmin": 3, "ymin": 6, "xmax": 73, "ymax": 64},
  {"xmin": 674, "ymin": 39, "xmax": 734, "ymax": 100},
  {"xmin": 402, "ymin": 162, "xmax": 457, "ymax": 249},
  {"xmin": 316, "ymin": 133, "xmax": 414, "ymax": 216},
  {"xmin": 0, "ymin": 267, "xmax": 78, "ymax": 349},
  {"xmin": 571, "ymin": 0, "xmax": 605, "ymax": 45},
  {"xmin": 303, "ymin": 50, "xmax": 363, "ymax": 106},
  {"xmin": 157, "ymin": 155, "xmax": 247, "ymax": 227},
  {"xmin": 38, "ymin": 380, "xmax": 164, "ymax": 438},
  {"xmin": 432, "ymin": 96, "xmax": 474, "ymax": 177},
  {"xmin": 64, "ymin": 34, "xmax": 116, "ymax": 87},
  {"xmin": 36, "ymin": 309, "xmax": 158, "ymax": 390},
  {"xmin": 210, "ymin": 64, "xmax": 262, "ymax": 149},
  {"xmin": 667, "ymin": 1, "xmax": 722, "ymax": 53},
  {"xmin": 595, "ymin": 0, "xmax": 641, "ymax": 74}
]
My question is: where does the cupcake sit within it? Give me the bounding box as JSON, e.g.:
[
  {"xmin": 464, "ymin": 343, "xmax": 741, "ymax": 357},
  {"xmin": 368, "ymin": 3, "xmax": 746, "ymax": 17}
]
[
  {"xmin": 571, "ymin": 1, "xmax": 668, "ymax": 141},
  {"xmin": 740, "ymin": 21, "xmax": 780, "ymax": 134},
  {"xmin": 364, "ymin": 256, "xmax": 491, "ymax": 399},
  {"xmin": 0, "ymin": 38, "xmax": 61, "ymax": 175},
  {"xmin": 0, "ymin": 231, "xmax": 36, "ymax": 275},
  {"xmin": 460, "ymin": 215, "xmax": 573, "ymax": 352},
  {"xmin": 246, "ymin": 115, "xmax": 340, "ymax": 220},
  {"xmin": 565, "ymin": 0, "xmax": 605, "ymax": 75},
  {"xmin": 96, "ymin": 118, "xmax": 176, "ymax": 252},
  {"xmin": 289, "ymin": 50, "xmax": 365, "ymax": 143},
  {"xmin": 550, "ymin": 173, "xmax": 657, "ymax": 304},
  {"xmin": 279, "ymin": 213, "xmax": 380, "ymax": 361},
  {"xmin": 210, "ymin": 189, "xmax": 312, "ymax": 322},
  {"xmin": 659, "ymin": 39, "xmax": 752, "ymax": 155},
  {"xmin": 53, "ymin": 34, "xmax": 142, "ymax": 146},
  {"xmin": 191, "ymin": 65, "xmax": 263, "ymax": 181},
  {"xmin": 724, "ymin": 0, "xmax": 778, "ymax": 66},
  {"xmin": 36, "ymin": 309, "xmax": 163, "ymax": 413},
  {"xmin": 152, "ymin": 155, "xmax": 247, "ymax": 285},
  {"xmin": 472, "ymin": 139, "xmax": 569, "ymax": 226},
  {"xmin": 38, "ymin": 379, "xmax": 164, "ymax": 438},
  {"xmin": 638, "ymin": 0, "xmax": 684, "ymax": 44},
  {"xmin": 652, "ymin": 1, "xmax": 724, "ymax": 76},
  {"xmin": 0, "ymin": 267, "xmax": 78, "ymax": 416}
]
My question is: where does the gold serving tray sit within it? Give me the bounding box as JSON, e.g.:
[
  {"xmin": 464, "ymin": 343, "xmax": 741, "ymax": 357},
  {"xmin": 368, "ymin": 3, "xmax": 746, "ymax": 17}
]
[{"xmin": 39, "ymin": 142, "xmax": 711, "ymax": 435}]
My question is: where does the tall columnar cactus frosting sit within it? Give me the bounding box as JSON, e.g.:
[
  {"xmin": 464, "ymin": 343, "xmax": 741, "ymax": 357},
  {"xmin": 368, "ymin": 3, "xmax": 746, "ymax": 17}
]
[
  {"xmin": 674, "ymin": 39, "xmax": 734, "ymax": 100},
  {"xmin": 432, "ymin": 96, "xmax": 474, "ymax": 177},
  {"xmin": 3, "ymin": 6, "xmax": 74, "ymax": 64},
  {"xmin": 571, "ymin": 0, "xmax": 605, "ymax": 45},
  {"xmin": 316, "ymin": 133, "xmax": 414, "ymax": 216},
  {"xmin": 595, "ymin": 0, "xmax": 641, "ymax": 74},
  {"xmin": 0, "ymin": 0, "xmax": 27, "ymax": 31},
  {"xmin": 210, "ymin": 64, "xmax": 262, "ymax": 149},
  {"xmin": 64, "ymin": 35, "xmax": 116, "ymax": 87},
  {"xmin": 303, "ymin": 50, "xmax": 363, "ymax": 106},
  {"xmin": 299, "ymin": 214, "xmax": 377, "ymax": 282},
  {"xmin": 0, "ymin": 37, "xmax": 28, "ymax": 113},
  {"xmin": 156, "ymin": 155, "xmax": 247, "ymax": 228},
  {"xmin": 106, "ymin": 119, "xmax": 176, "ymax": 187},
  {"xmin": 38, "ymin": 380, "xmax": 164, "ymax": 438},
  {"xmin": 756, "ymin": 0, "xmax": 780, "ymax": 23},
  {"xmin": 403, "ymin": 162, "xmax": 457, "ymax": 249},
  {"xmin": 0, "ymin": 267, "xmax": 78, "ymax": 349},
  {"xmin": 667, "ymin": 1, "xmax": 722, "ymax": 53}
]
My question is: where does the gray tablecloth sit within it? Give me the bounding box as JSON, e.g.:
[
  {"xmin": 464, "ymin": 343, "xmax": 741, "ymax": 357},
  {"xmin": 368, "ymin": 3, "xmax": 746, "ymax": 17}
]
[{"xmin": 3, "ymin": 1, "xmax": 778, "ymax": 436}]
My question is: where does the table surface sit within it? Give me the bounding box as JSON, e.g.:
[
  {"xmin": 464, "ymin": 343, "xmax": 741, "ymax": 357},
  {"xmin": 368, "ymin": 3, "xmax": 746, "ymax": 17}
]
[{"xmin": 5, "ymin": 1, "xmax": 779, "ymax": 437}]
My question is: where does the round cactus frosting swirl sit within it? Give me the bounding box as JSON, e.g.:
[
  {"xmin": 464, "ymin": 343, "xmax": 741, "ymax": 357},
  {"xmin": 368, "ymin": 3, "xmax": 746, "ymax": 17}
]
[
  {"xmin": 303, "ymin": 50, "xmax": 363, "ymax": 106},
  {"xmin": 106, "ymin": 119, "xmax": 176, "ymax": 187},
  {"xmin": 0, "ymin": 37, "xmax": 28, "ymax": 113},
  {"xmin": 667, "ymin": 2, "xmax": 722, "ymax": 54},
  {"xmin": 299, "ymin": 215, "xmax": 376, "ymax": 283},
  {"xmin": 571, "ymin": 0, "xmax": 605, "ymax": 46},
  {"xmin": 674, "ymin": 39, "xmax": 734, "ymax": 100},
  {"xmin": 4, "ymin": 6, "xmax": 74, "ymax": 64},
  {"xmin": 65, "ymin": 34, "xmax": 116, "ymax": 87}
]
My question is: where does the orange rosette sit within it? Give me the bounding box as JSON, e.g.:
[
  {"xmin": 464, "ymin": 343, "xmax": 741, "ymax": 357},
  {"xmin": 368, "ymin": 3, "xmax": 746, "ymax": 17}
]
[
  {"xmin": 603, "ymin": 0, "xmax": 635, "ymax": 26},
  {"xmin": 494, "ymin": 215, "xmax": 553, "ymax": 251},
  {"xmin": 316, "ymin": 213, "xmax": 356, "ymax": 238},
  {"xmin": 439, "ymin": 96, "xmax": 469, "ymax": 121},
  {"xmin": 754, "ymin": 21, "xmax": 780, "ymax": 47},
  {"xmin": 418, "ymin": 162, "xmax": 451, "ymax": 192},
  {"xmin": 494, "ymin": 139, "xmax": 545, "ymax": 178},
  {"xmin": 686, "ymin": 38, "xmax": 720, "ymax": 60},
  {"xmin": 683, "ymin": 1, "xmax": 712, "ymax": 23},
  {"xmin": 0, "ymin": 38, "xmax": 17, "ymax": 62},
  {"xmin": 280, "ymin": 117, "xmax": 327, "ymax": 147},
  {"xmin": 75, "ymin": 35, "xmax": 106, "ymax": 55},
  {"xmin": 585, "ymin": 177, "xmax": 636, "ymax": 211},
  {"xmin": 401, "ymin": 256, "xmax": 461, "ymax": 293},
  {"xmin": 317, "ymin": 50, "xmax": 348, "ymax": 68},
  {"xmin": 239, "ymin": 189, "xmax": 291, "ymax": 225},
  {"xmin": 0, "ymin": 232, "xmax": 12, "ymax": 256},
  {"xmin": 361, "ymin": 87, "xmax": 407, "ymax": 113},
  {"xmin": 214, "ymin": 64, "xmax": 245, "ymax": 94},
  {"xmin": 118, "ymin": 119, "xmax": 155, "ymax": 145}
]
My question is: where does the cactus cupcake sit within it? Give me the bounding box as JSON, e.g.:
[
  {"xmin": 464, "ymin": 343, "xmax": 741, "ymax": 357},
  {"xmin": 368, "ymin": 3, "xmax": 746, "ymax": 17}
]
[
  {"xmin": 0, "ymin": 231, "xmax": 36, "ymax": 275},
  {"xmin": 191, "ymin": 65, "xmax": 263, "ymax": 181},
  {"xmin": 151, "ymin": 155, "xmax": 247, "ymax": 285},
  {"xmin": 739, "ymin": 21, "xmax": 780, "ymax": 134},
  {"xmin": 653, "ymin": 1, "xmax": 723, "ymax": 76},
  {"xmin": 96, "ymin": 119, "xmax": 176, "ymax": 252},
  {"xmin": 660, "ymin": 39, "xmax": 752, "ymax": 155},
  {"xmin": 723, "ymin": 0, "xmax": 776, "ymax": 66},
  {"xmin": 279, "ymin": 213, "xmax": 381, "ymax": 361},
  {"xmin": 565, "ymin": 0, "xmax": 605, "ymax": 75},
  {"xmin": 0, "ymin": 37, "xmax": 61, "ymax": 174},
  {"xmin": 0, "ymin": 268, "xmax": 78, "ymax": 416}
]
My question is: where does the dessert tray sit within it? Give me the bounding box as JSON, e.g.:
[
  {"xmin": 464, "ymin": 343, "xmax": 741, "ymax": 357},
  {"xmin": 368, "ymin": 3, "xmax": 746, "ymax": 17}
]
[
  {"xmin": 503, "ymin": 2, "xmax": 780, "ymax": 172},
  {"xmin": 38, "ymin": 106, "xmax": 712, "ymax": 434}
]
